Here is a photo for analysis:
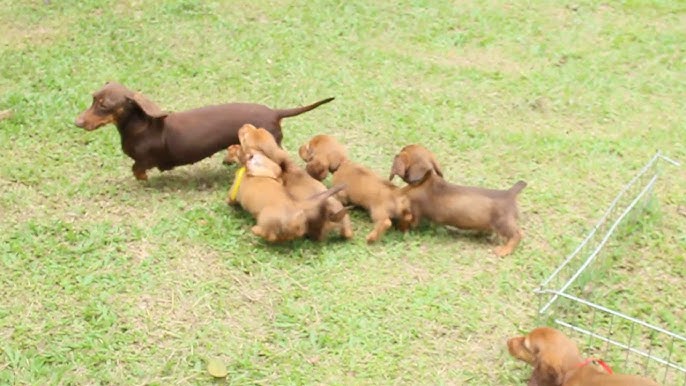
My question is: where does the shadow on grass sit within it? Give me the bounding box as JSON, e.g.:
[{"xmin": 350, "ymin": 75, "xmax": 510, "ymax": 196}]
[
  {"xmin": 142, "ymin": 165, "xmax": 233, "ymax": 192},
  {"xmin": 410, "ymin": 219, "xmax": 495, "ymax": 247},
  {"xmin": 234, "ymin": 209, "xmax": 498, "ymax": 267}
]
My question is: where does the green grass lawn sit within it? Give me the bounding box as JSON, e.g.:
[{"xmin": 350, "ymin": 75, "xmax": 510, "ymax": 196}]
[{"xmin": 1, "ymin": 0, "xmax": 685, "ymax": 384}]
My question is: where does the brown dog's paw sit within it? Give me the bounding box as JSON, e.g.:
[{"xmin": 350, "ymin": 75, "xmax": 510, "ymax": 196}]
[
  {"xmin": 493, "ymin": 245, "xmax": 513, "ymax": 257},
  {"xmin": 341, "ymin": 227, "xmax": 354, "ymax": 239},
  {"xmin": 133, "ymin": 170, "xmax": 148, "ymax": 181},
  {"xmin": 365, "ymin": 231, "xmax": 379, "ymax": 243}
]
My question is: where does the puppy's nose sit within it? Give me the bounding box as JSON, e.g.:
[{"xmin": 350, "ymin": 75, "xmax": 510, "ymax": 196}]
[{"xmin": 74, "ymin": 116, "xmax": 85, "ymax": 128}]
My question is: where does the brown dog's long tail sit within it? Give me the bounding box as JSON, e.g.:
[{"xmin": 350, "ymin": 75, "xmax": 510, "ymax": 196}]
[
  {"xmin": 275, "ymin": 97, "xmax": 335, "ymax": 119},
  {"xmin": 508, "ymin": 180, "xmax": 527, "ymax": 196}
]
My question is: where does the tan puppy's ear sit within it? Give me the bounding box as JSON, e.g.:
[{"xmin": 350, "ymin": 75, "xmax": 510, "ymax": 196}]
[
  {"xmin": 328, "ymin": 151, "xmax": 344, "ymax": 172},
  {"xmin": 406, "ymin": 164, "xmax": 431, "ymax": 184},
  {"xmin": 306, "ymin": 157, "xmax": 329, "ymax": 181},
  {"xmin": 400, "ymin": 170, "xmax": 432, "ymax": 192},
  {"xmin": 126, "ymin": 92, "xmax": 168, "ymax": 118},
  {"xmin": 389, "ymin": 154, "xmax": 407, "ymax": 181},
  {"xmin": 298, "ymin": 144, "xmax": 312, "ymax": 161},
  {"xmin": 532, "ymin": 362, "xmax": 564, "ymax": 386},
  {"xmin": 430, "ymin": 153, "xmax": 444, "ymax": 177}
]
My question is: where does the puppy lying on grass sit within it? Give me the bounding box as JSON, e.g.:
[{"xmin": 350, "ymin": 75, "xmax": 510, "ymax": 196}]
[
  {"xmin": 233, "ymin": 124, "xmax": 352, "ymax": 241},
  {"xmin": 226, "ymin": 147, "xmax": 345, "ymax": 243},
  {"xmin": 226, "ymin": 124, "xmax": 352, "ymax": 241},
  {"xmin": 299, "ymin": 135, "xmax": 413, "ymax": 243},
  {"xmin": 390, "ymin": 144, "xmax": 526, "ymax": 256}
]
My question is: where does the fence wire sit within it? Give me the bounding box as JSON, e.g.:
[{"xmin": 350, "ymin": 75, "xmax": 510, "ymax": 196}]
[{"xmin": 535, "ymin": 152, "xmax": 684, "ymax": 385}]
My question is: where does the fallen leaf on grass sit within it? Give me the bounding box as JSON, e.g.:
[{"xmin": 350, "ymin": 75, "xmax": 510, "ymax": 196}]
[
  {"xmin": 0, "ymin": 110, "xmax": 12, "ymax": 121},
  {"xmin": 207, "ymin": 358, "xmax": 228, "ymax": 378}
]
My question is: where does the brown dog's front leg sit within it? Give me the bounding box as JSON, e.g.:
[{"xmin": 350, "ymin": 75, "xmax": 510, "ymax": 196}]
[{"xmin": 132, "ymin": 163, "xmax": 149, "ymax": 181}]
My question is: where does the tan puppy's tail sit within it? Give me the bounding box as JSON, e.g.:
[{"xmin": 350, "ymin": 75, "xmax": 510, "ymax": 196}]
[
  {"xmin": 305, "ymin": 184, "xmax": 346, "ymax": 202},
  {"xmin": 297, "ymin": 184, "xmax": 347, "ymax": 214},
  {"xmin": 275, "ymin": 97, "xmax": 335, "ymax": 119},
  {"xmin": 508, "ymin": 180, "xmax": 527, "ymax": 196}
]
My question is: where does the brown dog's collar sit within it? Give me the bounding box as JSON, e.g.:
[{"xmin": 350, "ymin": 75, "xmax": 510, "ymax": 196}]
[{"xmin": 577, "ymin": 358, "xmax": 613, "ymax": 374}]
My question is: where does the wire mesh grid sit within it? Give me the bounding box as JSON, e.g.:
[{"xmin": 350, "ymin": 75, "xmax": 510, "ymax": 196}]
[{"xmin": 535, "ymin": 151, "xmax": 684, "ymax": 385}]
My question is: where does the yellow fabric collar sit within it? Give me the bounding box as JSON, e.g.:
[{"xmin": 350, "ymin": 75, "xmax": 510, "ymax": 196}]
[{"xmin": 229, "ymin": 166, "xmax": 246, "ymax": 201}]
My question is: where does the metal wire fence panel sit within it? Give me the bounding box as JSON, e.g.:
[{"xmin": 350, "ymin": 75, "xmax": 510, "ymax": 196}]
[{"xmin": 535, "ymin": 152, "xmax": 684, "ymax": 385}]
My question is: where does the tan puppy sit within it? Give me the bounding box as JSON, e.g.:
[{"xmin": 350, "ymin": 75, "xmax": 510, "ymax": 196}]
[
  {"xmin": 281, "ymin": 161, "xmax": 354, "ymax": 240},
  {"xmin": 227, "ymin": 149, "xmax": 343, "ymax": 242},
  {"xmin": 299, "ymin": 135, "xmax": 413, "ymax": 243},
  {"xmin": 390, "ymin": 144, "xmax": 526, "ymax": 256},
  {"xmin": 507, "ymin": 326, "xmax": 659, "ymax": 386}
]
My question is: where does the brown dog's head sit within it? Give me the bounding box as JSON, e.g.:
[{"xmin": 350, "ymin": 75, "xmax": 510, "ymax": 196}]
[
  {"xmin": 389, "ymin": 144, "xmax": 444, "ymax": 184},
  {"xmin": 75, "ymin": 81, "xmax": 168, "ymax": 131},
  {"xmin": 299, "ymin": 135, "xmax": 348, "ymax": 181},
  {"xmin": 507, "ymin": 327, "xmax": 582, "ymax": 386}
]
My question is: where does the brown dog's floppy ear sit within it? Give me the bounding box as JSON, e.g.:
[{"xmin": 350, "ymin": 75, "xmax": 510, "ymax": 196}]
[
  {"xmin": 389, "ymin": 155, "xmax": 406, "ymax": 181},
  {"xmin": 127, "ymin": 92, "xmax": 168, "ymax": 119},
  {"xmin": 406, "ymin": 164, "xmax": 433, "ymax": 184},
  {"xmin": 430, "ymin": 153, "xmax": 444, "ymax": 177}
]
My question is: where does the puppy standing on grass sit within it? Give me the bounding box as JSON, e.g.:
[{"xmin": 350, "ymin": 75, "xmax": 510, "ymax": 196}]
[
  {"xmin": 226, "ymin": 147, "xmax": 344, "ymax": 243},
  {"xmin": 299, "ymin": 135, "xmax": 413, "ymax": 243},
  {"xmin": 389, "ymin": 144, "xmax": 526, "ymax": 256}
]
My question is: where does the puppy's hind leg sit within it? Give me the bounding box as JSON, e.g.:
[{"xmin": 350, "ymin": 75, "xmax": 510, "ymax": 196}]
[
  {"xmin": 492, "ymin": 215, "xmax": 522, "ymax": 257},
  {"xmin": 132, "ymin": 162, "xmax": 149, "ymax": 181},
  {"xmin": 339, "ymin": 214, "xmax": 354, "ymax": 239}
]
